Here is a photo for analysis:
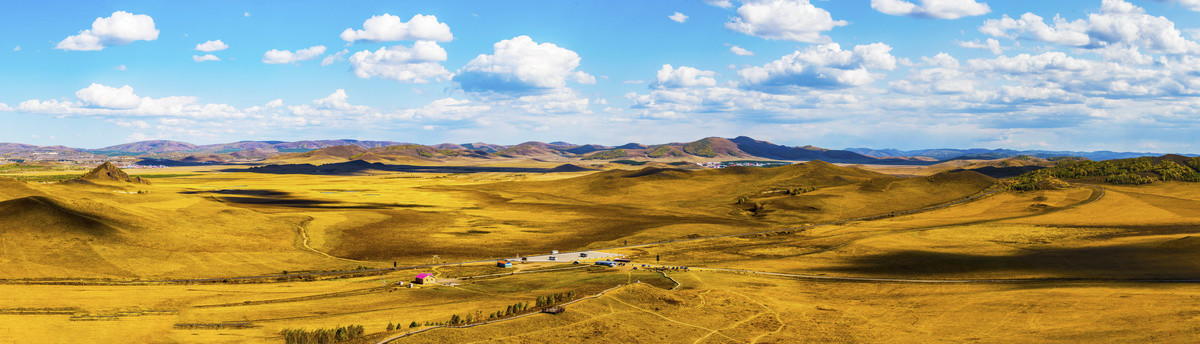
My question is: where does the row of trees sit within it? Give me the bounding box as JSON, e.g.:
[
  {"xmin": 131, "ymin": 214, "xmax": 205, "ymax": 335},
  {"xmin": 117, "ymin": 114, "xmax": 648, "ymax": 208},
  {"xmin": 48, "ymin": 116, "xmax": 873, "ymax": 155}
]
[
  {"xmin": 438, "ymin": 291, "xmax": 581, "ymax": 328},
  {"xmin": 280, "ymin": 325, "xmax": 365, "ymax": 344},
  {"xmin": 785, "ymin": 186, "xmax": 817, "ymax": 195},
  {"xmin": 385, "ymin": 322, "xmax": 420, "ymax": 331},
  {"xmin": 535, "ymin": 291, "xmax": 578, "ymax": 307}
]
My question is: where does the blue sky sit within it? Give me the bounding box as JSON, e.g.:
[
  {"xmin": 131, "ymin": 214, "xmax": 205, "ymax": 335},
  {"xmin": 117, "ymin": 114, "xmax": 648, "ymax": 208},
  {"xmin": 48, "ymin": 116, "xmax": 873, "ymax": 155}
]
[{"xmin": 3, "ymin": 0, "xmax": 1200, "ymax": 152}]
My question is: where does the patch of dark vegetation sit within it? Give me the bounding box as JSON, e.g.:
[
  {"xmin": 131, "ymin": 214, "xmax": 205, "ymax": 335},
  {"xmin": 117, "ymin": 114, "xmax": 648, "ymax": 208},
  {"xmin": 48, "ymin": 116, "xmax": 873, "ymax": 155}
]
[
  {"xmin": 1008, "ymin": 155, "xmax": 1200, "ymax": 190},
  {"xmin": 176, "ymin": 322, "xmax": 258, "ymax": 330}
]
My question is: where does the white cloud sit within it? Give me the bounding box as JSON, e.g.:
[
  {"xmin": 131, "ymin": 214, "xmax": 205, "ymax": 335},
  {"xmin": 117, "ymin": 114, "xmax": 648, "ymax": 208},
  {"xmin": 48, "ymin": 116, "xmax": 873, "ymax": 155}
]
[
  {"xmin": 193, "ymin": 54, "xmax": 220, "ymax": 62},
  {"xmin": 957, "ymin": 38, "xmax": 1004, "ymax": 54},
  {"xmin": 627, "ymin": 86, "xmax": 827, "ymax": 117},
  {"xmin": 890, "ymin": 53, "xmax": 977, "ymax": 95},
  {"xmin": 341, "ymin": 14, "xmax": 453, "ymax": 43},
  {"xmin": 511, "ymin": 89, "xmax": 592, "ymax": 115},
  {"xmin": 730, "ymin": 45, "xmax": 755, "ymax": 56},
  {"xmin": 980, "ymin": 13, "xmax": 1091, "ymax": 47},
  {"xmin": 1155, "ymin": 0, "xmax": 1200, "ymax": 11},
  {"xmin": 244, "ymin": 12, "xmax": 250, "ymax": 17},
  {"xmin": 113, "ymin": 65, "xmax": 126, "ymax": 71},
  {"xmin": 653, "ymin": 64, "xmax": 718, "ymax": 88},
  {"xmin": 725, "ymin": 0, "xmax": 848, "ymax": 43},
  {"xmin": 347, "ymin": 41, "xmax": 452, "ymax": 83},
  {"xmin": 287, "ymin": 89, "xmax": 372, "ymax": 119},
  {"xmin": 312, "ymin": 89, "xmax": 366, "ymax": 111},
  {"xmin": 57, "ymin": 11, "xmax": 159, "ymax": 51},
  {"xmin": 669, "ymin": 12, "xmax": 689, "ymax": 23},
  {"xmin": 871, "ymin": 0, "xmax": 991, "ymax": 20},
  {"xmin": 12, "ymin": 45, "xmax": 18, "ymax": 52},
  {"xmin": 407, "ymin": 98, "xmax": 491, "ymax": 121},
  {"xmin": 195, "ymin": 40, "xmax": 228, "ymax": 52},
  {"xmin": 739, "ymin": 42, "xmax": 898, "ymax": 91},
  {"xmin": 704, "ymin": 0, "xmax": 734, "ymax": 8},
  {"xmin": 981, "ymin": 0, "xmax": 1200, "ymax": 54},
  {"xmin": 321, "ymin": 49, "xmax": 349, "ymax": 66},
  {"xmin": 76, "ymin": 84, "xmax": 142, "ymax": 109},
  {"xmin": 262, "ymin": 45, "xmax": 326, "ymax": 64},
  {"xmin": 453, "ymin": 35, "xmax": 593, "ymax": 93}
]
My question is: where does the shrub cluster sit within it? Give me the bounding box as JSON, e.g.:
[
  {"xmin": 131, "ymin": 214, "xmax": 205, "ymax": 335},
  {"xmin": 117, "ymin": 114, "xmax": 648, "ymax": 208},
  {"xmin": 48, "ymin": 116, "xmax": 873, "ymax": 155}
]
[
  {"xmin": 683, "ymin": 140, "xmax": 717, "ymax": 158},
  {"xmin": 647, "ymin": 145, "xmax": 681, "ymax": 158},
  {"xmin": 582, "ymin": 149, "xmax": 627, "ymax": 160}
]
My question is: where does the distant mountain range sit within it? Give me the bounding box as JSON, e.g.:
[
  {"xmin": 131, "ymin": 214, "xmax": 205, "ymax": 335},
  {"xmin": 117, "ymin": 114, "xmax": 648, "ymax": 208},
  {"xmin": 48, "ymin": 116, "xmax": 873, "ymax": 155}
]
[
  {"xmin": 845, "ymin": 148, "xmax": 1198, "ymax": 161},
  {"xmin": 90, "ymin": 139, "xmax": 408, "ymax": 154},
  {"xmin": 1, "ymin": 137, "xmax": 1196, "ymax": 165}
]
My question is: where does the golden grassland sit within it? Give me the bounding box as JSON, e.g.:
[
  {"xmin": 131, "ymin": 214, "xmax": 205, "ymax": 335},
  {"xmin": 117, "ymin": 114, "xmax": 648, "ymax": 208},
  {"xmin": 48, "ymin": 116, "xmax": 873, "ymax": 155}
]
[{"xmin": 3, "ymin": 161, "xmax": 1200, "ymax": 343}]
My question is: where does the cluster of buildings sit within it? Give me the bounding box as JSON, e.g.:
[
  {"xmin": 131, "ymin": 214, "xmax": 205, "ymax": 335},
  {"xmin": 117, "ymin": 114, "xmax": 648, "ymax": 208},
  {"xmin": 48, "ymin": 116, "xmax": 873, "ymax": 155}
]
[{"xmin": 697, "ymin": 161, "xmax": 791, "ymax": 169}]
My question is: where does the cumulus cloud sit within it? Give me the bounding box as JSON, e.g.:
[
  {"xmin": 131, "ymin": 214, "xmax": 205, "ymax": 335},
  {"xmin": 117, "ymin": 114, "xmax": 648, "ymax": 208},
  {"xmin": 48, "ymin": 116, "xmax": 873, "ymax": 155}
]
[
  {"xmin": 730, "ymin": 45, "xmax": 755, "ymax": 56},
  {"xmin": 113, "ymin": 65, "xmax": 126, "ymax": 71},
  {"xmin": 453, "ymin": 35, "xmax": 593, "ymax": 93},
  {"xmin": 193, "ymin": 54, "xmax": 220, "ymax": 62},
  {"xmin": 739, "ymin": 42, "xmax": 898, "ymax": 92},
  {"xmin": 890, "ymin": 53, "xmax": 977, "ymax": 95},
  {"xmin": 303, "ymin": 89, "xmax": 369, "ymax": 113},
  {"xmin": 652, "ymin": 65, "xmax": 718, "ymax": 88},
  {"xmin": 347, "ymin": 41, "xmax": 451, "ymax": 83},
  {"xmin": 341, "ymin": 14, "xmax": 453, "ymax": 43},
  {"xmin": 57, "ymin": 11, "xmax": 159, "ymax": 51},
  {"xmin": 669, "ymin": 12, "xmax": 689, "ymax": 23},
  {"xmin": 871, "ymin": 0, "xmax": 991, "ymax": 20},
  {"xmin": 725, "ymin": 0, "xmax": 847, "ymax": 43},
  {"xmin": 957, "ymin": 38, "xmax": 1005, "ymax": 55},
  {"xmin": 76, "ymin": 84, "xmax": 142, "ymax": 109},
  {"xmin": 263, "ymin": 45, "xmax": 326, "ymax": 64},
  {"xmin": 981, "ymin": 0, "xmax": 1200, "ymax": 54},
  {"xmin": 194, "ymin": 40, "xmax": 228, "ymax": 52}
]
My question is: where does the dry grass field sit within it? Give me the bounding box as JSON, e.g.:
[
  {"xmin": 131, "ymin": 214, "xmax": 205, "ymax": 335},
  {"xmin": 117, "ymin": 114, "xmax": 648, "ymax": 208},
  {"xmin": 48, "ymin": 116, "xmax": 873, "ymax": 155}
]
[{"xmin": 2, "ymin": 160, "xmax": 1200, "ymax": 343}]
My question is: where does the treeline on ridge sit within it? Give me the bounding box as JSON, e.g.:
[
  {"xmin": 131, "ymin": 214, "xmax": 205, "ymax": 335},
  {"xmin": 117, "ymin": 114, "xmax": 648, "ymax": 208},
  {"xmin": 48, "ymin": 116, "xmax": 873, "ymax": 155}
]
[{"xmin": 1008, "ymin": 156, "xmax": 1200, "ymax": 190}]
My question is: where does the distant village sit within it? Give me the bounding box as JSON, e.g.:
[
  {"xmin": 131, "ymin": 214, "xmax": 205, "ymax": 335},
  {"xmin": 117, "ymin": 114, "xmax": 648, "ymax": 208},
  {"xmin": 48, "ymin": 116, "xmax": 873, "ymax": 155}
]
[{"xmin": 698, "ymin": 161, "xmax": 792, "ymax": 169}]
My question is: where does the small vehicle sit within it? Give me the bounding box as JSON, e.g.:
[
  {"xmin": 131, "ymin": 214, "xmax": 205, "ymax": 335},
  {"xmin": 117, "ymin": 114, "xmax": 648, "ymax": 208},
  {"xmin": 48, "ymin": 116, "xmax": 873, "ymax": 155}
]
[
  {"xmin": 548, "ymin": 256, "xmax": 556, "ymax": 261},
  {"xmin": 521, "ymin": 257, "xmax": 528, "ymax": 261},
  {"xmin": 579, "ymin": 252, "xmax": 588, "ymax": 258}
]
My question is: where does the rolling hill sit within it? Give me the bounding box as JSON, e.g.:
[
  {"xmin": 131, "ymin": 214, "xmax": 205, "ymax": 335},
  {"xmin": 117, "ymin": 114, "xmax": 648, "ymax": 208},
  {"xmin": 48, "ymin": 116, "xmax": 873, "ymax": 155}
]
[{"xmin": 76, "ymin": 162, "xmax": 149, "ymax": 184}]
